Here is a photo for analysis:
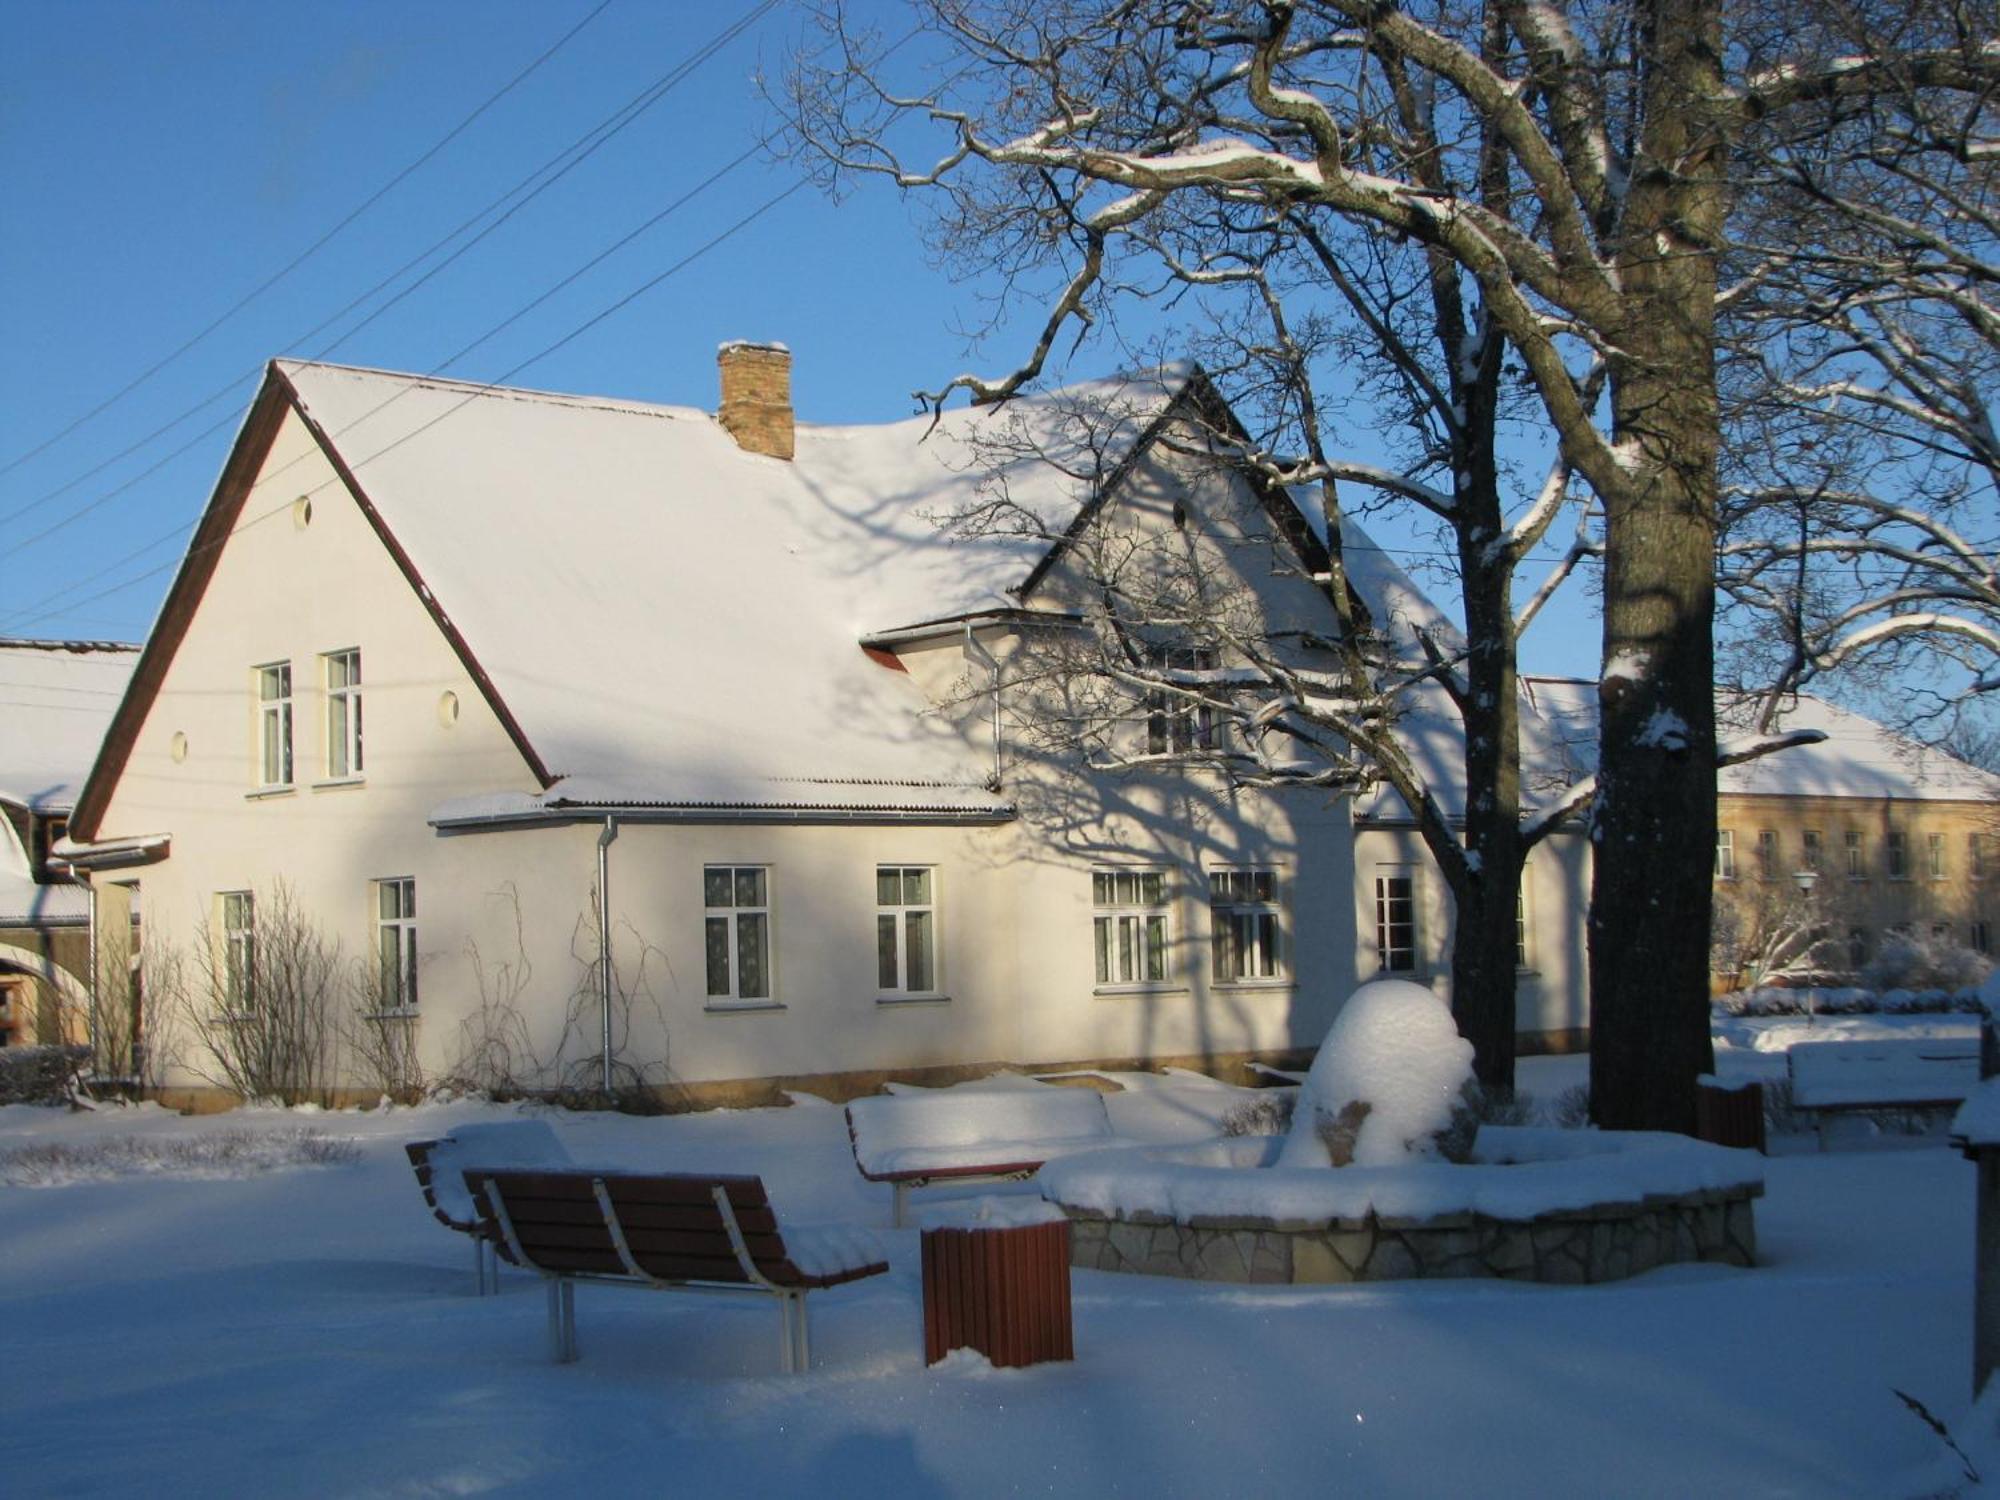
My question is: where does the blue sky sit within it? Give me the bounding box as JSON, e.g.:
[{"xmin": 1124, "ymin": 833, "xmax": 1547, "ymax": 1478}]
[{"xmin": 0, "ymin": 0, "xmax": 1602, "ymax": 675}]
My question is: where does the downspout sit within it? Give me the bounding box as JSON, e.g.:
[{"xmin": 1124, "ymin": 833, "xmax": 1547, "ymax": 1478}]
[
  {"xmin": 85, "ymin": 881, "xmax": 99, "ymax": 1082},
  {"xmin": 963, "ymin": 622, "xmax": 1003, "ymax": 788},
  {"xmin": 596, "ymin": 815, "xmax": 619, "ymax": 1095}
]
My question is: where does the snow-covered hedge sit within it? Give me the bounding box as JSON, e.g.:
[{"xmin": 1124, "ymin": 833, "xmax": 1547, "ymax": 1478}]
[
  {"xmin": 1713, "ymin": 985, "xmax": 1984, "ymax": 1018},
  {"xmin": 0, "ymin": 1044, "xmax": 87, "ymax": 1106}
]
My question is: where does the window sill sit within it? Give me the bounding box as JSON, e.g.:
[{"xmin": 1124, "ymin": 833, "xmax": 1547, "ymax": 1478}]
[
  {"xmin": 1212, "ymin": 978, "xmax": 1296, "ymax": 992},
  {"xmin": 245, "ymin": 785, "xmax": 296, "ymax": 801},
  {"xmin": 1093, "ymin": 983, "xmax": 1189, "ymax": 999},
  {"xmin": 876, "ymin": 993, "xmax": 951, "ymax": 1007},
  {"xmin": 704, "ymin": 999, "xmax": 785, "ymax": 1014},
  {"xmin": 312, "ymin": 776, "xmax": 366, "ymax": 792},
  {"xmin": 362, "ymin": 1008, "xmax": 419, "ymax": 1021}
]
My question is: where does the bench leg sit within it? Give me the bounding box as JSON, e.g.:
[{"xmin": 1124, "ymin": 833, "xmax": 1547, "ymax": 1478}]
[
  {"xmin": 776, "ymin": 1290, "xmax": 809, "ymax": 1374},
  {"xmin": 547, "ymin": 1279, "xmax": 578, "ymax": 1363},
  {"xmin": 893, "ymin": 1182, "xmax": 910, "ymax": 1230}
]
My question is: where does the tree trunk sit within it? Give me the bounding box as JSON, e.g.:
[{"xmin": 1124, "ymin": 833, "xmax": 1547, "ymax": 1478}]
[{"xmin": 1588, "ymin": 0, "xmax": 1729, "ymax": 1134}]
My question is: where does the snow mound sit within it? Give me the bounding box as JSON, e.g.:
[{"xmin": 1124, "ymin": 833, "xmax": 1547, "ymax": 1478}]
[{"xmin": 1278, "ymin": 980, "xmax": 1475, "ymax": 1169}]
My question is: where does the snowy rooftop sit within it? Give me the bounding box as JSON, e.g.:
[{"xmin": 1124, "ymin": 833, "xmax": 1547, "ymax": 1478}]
[
  {"xmin": 1718, "ymin": 694, "xmax": 2000, "ymax": 802},
  {"xmin": 280, "ymin": 361, "xmax": 1184, "ymax": 812},
  {"xmin": 0, "ymin": 639, "xmax": 138, "ymax": 813}
]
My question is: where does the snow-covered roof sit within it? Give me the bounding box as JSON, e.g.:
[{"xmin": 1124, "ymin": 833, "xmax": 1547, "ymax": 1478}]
[
  {"xmin": 277, "ymin": 361, "xmax": 1188, "ymax": 814},
  {"xmin": 1718, "ymin": 695, "xmax": 2000, "ymax": 802},
  {"xmin": 0, "ymin": 801, "xmax": 88, "ymax": 926},
  {"xmin": 0, "ymin": 639, "xmax": 138, "ymax": 813}
]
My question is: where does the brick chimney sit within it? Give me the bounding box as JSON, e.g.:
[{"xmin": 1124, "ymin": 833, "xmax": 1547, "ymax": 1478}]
[{"xmin": 717, "ymin": 341, "xmax": 794, "ymax": 460}]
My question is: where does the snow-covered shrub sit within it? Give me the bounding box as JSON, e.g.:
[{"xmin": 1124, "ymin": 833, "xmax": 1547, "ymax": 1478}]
[
  {"xmin": 1861, "ymin": 931, "xmax": 1991, "ymax": 995},
  {"xmin": 1713, "ymin": 984, "xmax": 1981, "ymax": 1017},
  {"xmin": 0, "ymin": 1044, "xmax": 89, "ymax": 1106},
  {"xmin": 1537, "ymin": 1084, "xmax": 1592, "ymax": 1130},
  {"xmin": 0, "ymin": 1128, "xmax": 359, "ymax": 1187},
  {"xmin": 1220, "ymin": 1091, "xmax": 1296, "ymax": 1137},
  {"xmin": 1277, "ymin": 979, "xmax": 1476, "ymax": 1169}
]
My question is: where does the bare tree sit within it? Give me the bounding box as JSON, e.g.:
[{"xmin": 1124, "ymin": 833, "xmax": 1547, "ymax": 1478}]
[
  {"xmin": 1720, "ymin": 0, "xmax": 1999, "ymax": 735},
  {"xmin": 170, "ymin": 883, "xmax": 344, "ymax": 1107},
  {"xmin": 780, "ymin": 0, "xmax": 1993, "ymax": 1127}
]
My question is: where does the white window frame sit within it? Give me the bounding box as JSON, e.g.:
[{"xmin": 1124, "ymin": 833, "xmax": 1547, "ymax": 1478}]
[
  {"xmin": 704, "ymin": 866, "xmax": 772, "ymax": 1004},
  {"xmin": 1146, "ymin": 646, "xmax": 1217, "ymax": 755},
  {"xmin": 1374, "ymin": 870, "xmax": 1419, "ymax": 974},
  {"xmin": 875, "ymin": 866, "xmax": 940, "ymax": 997},
  {"xmin": 1973, "ymin": 832, "xmax": 1988, "ymax": 881},
  {"xmin": 374, "ymin": 877, "xmax": 417, "ymax": 1013},
  {"xmin": 1715, "ymin": 830, "xmax": 1736, "ymax": 881},
  {"xmin": 1886, "ymin": 829, "xmax": 1909, "ymax": 880},
  {"xmin": 256, "ymin": 663, "xmax": 292, "ymax": 788},
  {"xmin": 324, "ymin": 649, "xmax": 363, "ymax": 780},
  {"xmin": 1756, "ymin": 829, "xmax": 1779, "ymax": 880},
  {"xmin": 1845, "ymin": 830, "xmax": 1865, "ymax": 879},
  {"xmin": 1210, "ymin": 868, "xmax": 1284, "ymax": 984},
  {"xmin": 220, "ymin": 891, "xmax": 255, "ymax": 1013},
  {"xmin": 1515, "ymin": 877, "xmax": 1532, "ymax": 971},
  {"xmin": 1927, "ymin": 831, "xmax": 1945, "ymax": 880},
  {"xmin": 1093, "ymin": 869, "xmax": 1171, "ymax": 989}
]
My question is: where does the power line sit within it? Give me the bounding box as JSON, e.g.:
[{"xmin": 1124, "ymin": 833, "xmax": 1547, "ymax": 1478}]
[
  {"xmin": 0, "ymin": 0, "xmax": 780, "ymax": 547},
  {"xmin": 0, "ymin": 0, "xmax": 615, "ymax": 481},
  {"xmin": 3, "ymin": 180, "xmax": 807, "ymax": 636}
]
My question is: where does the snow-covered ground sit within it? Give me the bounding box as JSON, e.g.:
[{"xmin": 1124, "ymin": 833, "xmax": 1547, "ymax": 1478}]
[{"xmin": 0, "ymin": 1048, "xmax": 1984, "ymax": 1498}]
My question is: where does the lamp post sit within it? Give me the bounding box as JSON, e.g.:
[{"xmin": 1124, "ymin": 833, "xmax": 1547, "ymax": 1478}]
[{"xmin": 1792, "ymin": 867, "xmax": 1820, "ymax": 1027}]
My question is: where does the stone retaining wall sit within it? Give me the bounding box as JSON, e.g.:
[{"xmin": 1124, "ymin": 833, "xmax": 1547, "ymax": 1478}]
[{"xmin": 1063, "ymin": 1186, "xmax": 1760, "ymax": 1285}]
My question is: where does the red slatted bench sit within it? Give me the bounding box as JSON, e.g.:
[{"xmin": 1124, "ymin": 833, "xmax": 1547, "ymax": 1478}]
[
  {"xmin": 405, "ymin": 1121, "xmax": 571, "ymax": 1293},
  {"xmin": 467, "ymin": 1168, "xmax": 888, "ymax": 1374}
]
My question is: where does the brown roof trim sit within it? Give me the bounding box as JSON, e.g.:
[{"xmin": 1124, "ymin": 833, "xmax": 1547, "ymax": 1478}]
[
  {"xmin": 276, "ymin": 366, "xmax": 552, "ymax": 790},
  {"xmin": 71, "ymin": 372, "xmax": 294, "ymax": 841},
  {"xmin": 70, "ymin": 365, "xmax": 550, "ymax": 840}
]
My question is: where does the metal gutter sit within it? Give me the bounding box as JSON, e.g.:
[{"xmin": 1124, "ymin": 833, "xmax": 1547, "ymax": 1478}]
[{"xmin": 431, "ymin": 804, "xmax": 1017, "ymax": 835}]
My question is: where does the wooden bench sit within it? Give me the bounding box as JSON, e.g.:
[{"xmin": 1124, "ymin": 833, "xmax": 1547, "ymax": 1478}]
[
  {"xmin": 846, "ymin": 1086, "xmax": 1115, "ymax": 1226},
  {"xmin": 1787, "ymin": 1037, "xmax": 1980, "ymax": 1150},
  {"xmin": 467, "ymin": 1168, "xmax": 888, "ymax": 1374},
  {"xmin": 405, "ymin": 1120, "xmax": 571, "ymax": 1294}
]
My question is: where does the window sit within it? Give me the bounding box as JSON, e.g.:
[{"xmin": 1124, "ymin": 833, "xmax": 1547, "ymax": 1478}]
[
  {"xmin": 1886, "ymin": 830, "xmax": 1908, "ymax": 879},
  {"xmin": 256, "ymin": 663, "xmax": 292, "ymax": 787},
  {"xmin": 221, "ymin": 891, "xmax": 255, "ymax": 1012},
  {"xmin": 1800, "ymin": 829, "xmax": 1822, "ymax": 872},
  {"xmin": 876, "ymin": 867, "xmax": 938, "ymax": 995},
  {"xmin": 1211, "ymin": 868, "xmax": 1283, "ymax": 982},
  {"xmin": 1714, "ymin": 830, "xmax": 1736, "ymax": 881},
  {"xmin": 1093, "ymin": 870, "xmax": 1169, "ymax": 987},
  {"xmin": 1515, "ymin": 881, "xmax": 1531, "ymax": 969},
  {"xmin": 704, "ymin": 867, "xmax": 770, "ymax": 1002},
  {"xmin": 1975, "ymin": 833, "xmax": 1989, "ymax": 880},
  {"xmin": 1974, "ymin": 920, "xmax": 1991, "ymax": 956},
  {"xmin": 1374, "ymin": 872, "xmax": 1419, "ymax": 974},
  {"xmin": 1845, "ymin": 830, "xmax": 1865, "ymax": 878},
  {"xmin": 375, "ymin": 878, "xmax": 417, "ymax": 1011},
  {"xmin": 1928, "ymin": 832, "xmax": 1946, "ymax": 880},
  {"xmin": 1756, "ymin": 829, "xmax": 1779, "ymax": 880},
  {"xmin": 1146, "ymin": 647, "xmax": 1216, "ymax": 754},
  {"xmin": 1847, "ymin": 926, "xmax": 1867, "ymax": 970},
  {"xmin": 1931, "ymin": 922, "xmax": 1952, "ymax": 944},
  {"xmin": 325, "ymin": 649, "xmax": 363, "ymax": 779}
]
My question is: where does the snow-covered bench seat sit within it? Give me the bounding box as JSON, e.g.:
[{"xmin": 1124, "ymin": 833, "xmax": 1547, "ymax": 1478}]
[
  {"xmin": 846, "ymin": 1087, "xmax": 1115, "ymax": 1226},
  {"xmin": 1787, "ymin": 1037, "xmax": 1979, "ymax": 1149},
  {"xmin": 467, "ymin": 1168, "xmax": 888, "ymax": 1375},
  {"xmin": 405, "ymin": 1120, "xmax": 572, "ymax": 1294}
]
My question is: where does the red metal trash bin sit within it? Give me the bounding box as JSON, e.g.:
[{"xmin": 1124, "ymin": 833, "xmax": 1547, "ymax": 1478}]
[
  {"xmin": 920, "ymin": 1198, "xmax": 1073, "ymax": 1368},
  {"xmin": 1695, "ymin": 1076, "xmax": 1766, "ymax": 1154}
]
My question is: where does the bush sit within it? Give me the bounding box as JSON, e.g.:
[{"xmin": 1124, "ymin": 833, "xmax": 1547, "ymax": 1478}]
[
  {"xmin": 0, "ymin": 1128, "xmax": 359, "ymax": 1186},
  {"xmin": 0, "ymin": 1045, "xmax": 89, "ymax": 1106},
  {"xmin": 1220, "ymin": 1092, "xmax": 1295, "ymax": 1137},
  {"xmin": 1861, "ymin": 932, "xmax": 1991, "ymax": 995}
]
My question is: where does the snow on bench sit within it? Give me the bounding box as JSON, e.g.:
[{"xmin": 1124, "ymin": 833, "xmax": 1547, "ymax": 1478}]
[
  {"xmin": 467, "ymin": 1168, "xmax": 889, "ymax": 1375},
  {"xmin": 1787, "ymin": 1038, "xmax": 1980, "ymax": 1150},
  {"xmin": 405, "ymin": 1120, "xmax": 572, "ymax": 1293},
  {"xmin": 845, "ymin": 1086, "xmax": 1115, "ymax": 1226}
]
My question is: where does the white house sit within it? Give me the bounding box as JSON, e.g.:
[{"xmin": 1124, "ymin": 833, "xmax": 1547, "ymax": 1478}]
[
  {"xmin": 1, "ymin": 638, "xmax": 139, "ymax": 1048},
  {"xmin": 68, "ymin": 346, "xmax": 1611, "ymax": 1105}
]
